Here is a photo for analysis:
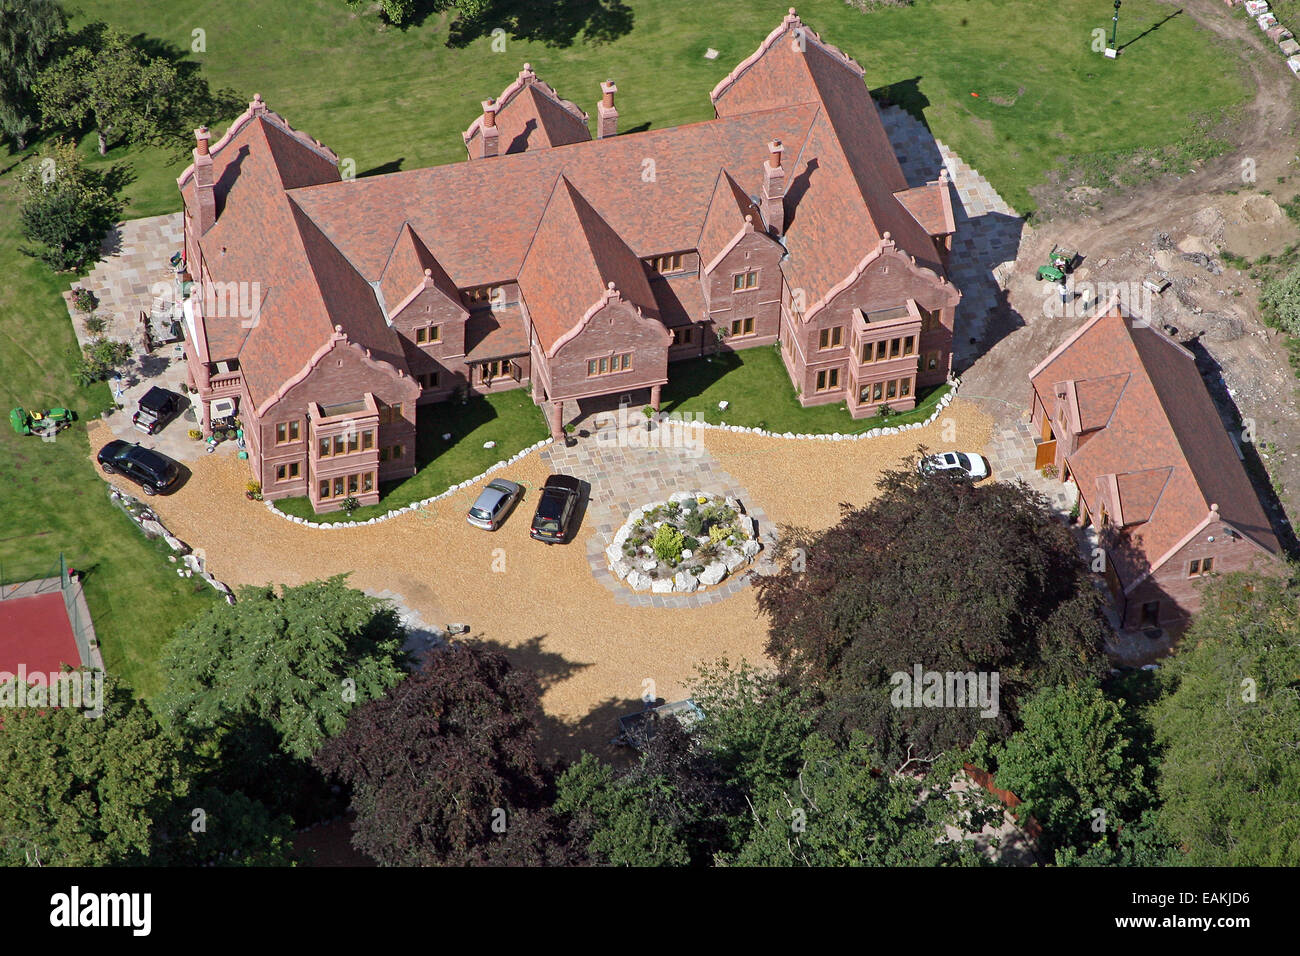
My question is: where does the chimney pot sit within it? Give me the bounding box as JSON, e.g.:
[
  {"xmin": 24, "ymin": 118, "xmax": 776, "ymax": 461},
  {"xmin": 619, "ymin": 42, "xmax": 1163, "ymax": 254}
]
[
  {"xmin": 482, "ymin": 99, "xmax": 497, "ymax": 129},
  {"xmin": 768, "ymin": 139, "xmax": 784, "ymax": 168},
  {"xmin": 195, "ymin": 126, "xmax": 211, "ymax": 157},
  {"xmin": 597, "ymin": 81, "xmax": 619, "ymax": 139}
]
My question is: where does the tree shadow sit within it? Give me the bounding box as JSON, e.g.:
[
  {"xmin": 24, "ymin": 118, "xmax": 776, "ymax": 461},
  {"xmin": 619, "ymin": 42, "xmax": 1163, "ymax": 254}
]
[{"xmin": 446, "ymin": 0, "xmax": 635, "ymax": 49}]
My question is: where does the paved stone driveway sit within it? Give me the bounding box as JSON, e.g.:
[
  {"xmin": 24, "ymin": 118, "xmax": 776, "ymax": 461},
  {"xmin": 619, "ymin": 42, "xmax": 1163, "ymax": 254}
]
[
  {"xmin": 540, "ymin": 428, "xmax": 777, "ymax": 609},
  {"xmin": 984, "ymin": 418, "xmax": 1079, "ymax": 515},
  {"xmin": 61, "ymin": 213, "xmax": 209, "ymax": 461},
  {"xmin": 879, "ymin": 105, "xmax": 1024, "ymax": 372}
]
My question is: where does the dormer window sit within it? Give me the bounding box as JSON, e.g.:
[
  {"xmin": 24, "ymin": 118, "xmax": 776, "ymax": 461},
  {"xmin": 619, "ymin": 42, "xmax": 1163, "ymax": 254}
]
[{"xmin": 645, "ymin": 254, "xmax": 684, "ymax": 274}]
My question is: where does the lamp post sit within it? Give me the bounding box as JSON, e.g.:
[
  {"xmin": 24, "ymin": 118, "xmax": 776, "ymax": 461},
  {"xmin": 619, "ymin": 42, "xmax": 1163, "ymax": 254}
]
[{"xmin": 1111, "ymin": 0, "xmax": 1121, "ymax": 50}]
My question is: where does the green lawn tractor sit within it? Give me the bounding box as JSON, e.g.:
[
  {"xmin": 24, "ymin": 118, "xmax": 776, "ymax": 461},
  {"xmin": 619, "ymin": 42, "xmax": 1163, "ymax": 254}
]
[
  {"xmin": 10, "ymin": 405, "xmax": 76, "ymax": 437},
  {"xmin": 1035, "ymin": 244, "xmax": 1078, "ymax": 283}
]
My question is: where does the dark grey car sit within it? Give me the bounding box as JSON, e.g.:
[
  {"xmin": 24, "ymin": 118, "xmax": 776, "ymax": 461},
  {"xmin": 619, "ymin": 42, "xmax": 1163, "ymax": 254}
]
[{"xmin": 466, "ymin": 479, "xmax": 523, "ymax": 531}]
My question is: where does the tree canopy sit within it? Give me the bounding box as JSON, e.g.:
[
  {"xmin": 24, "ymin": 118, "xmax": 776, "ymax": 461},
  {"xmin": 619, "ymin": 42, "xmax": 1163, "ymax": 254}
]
[
  {"xmin": 36, "ymin": 22, "xmax": 234, "ymax": 154},
  {"xmin": 15, "ymin": 138, "xmax": 125, "ymax": 271},
  {"xmin": 0, "ymin": 0, "xmax": 67, "ymax": 147},
  {"xmin": 1152, "ymin": 572, "xmax": 1300, "ymax": 866},
  {"xmin": 0, "ymin": 677, "xmax": 293, "ymax": 866},
  {"xmin": 158, "ymin": 576, "xmax": 408, "ymax": 761},
  {"xmin": 315, "ymin": 641, "xmax": 558, "ymax": 866},
  {"xmin": 985, "ymin": 683, "xmax": 1159, "ymax": 859},
  {"xmin": 755, "ymin": 463, "xmax": 1109, "ymax": 769}
]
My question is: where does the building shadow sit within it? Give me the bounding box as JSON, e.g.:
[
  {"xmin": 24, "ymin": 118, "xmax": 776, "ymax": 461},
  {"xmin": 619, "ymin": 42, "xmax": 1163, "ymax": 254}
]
[
  {"xmin": 1183, "ymin": 336, "xmax": 1299, "ymax": 556},
  {"xmin": 359, "ymin": 158, "xmax": 404, "ymax": 178},
  {"xmin": 870, "ymin": 75, "xmax": 931, "ymax": 130},
  {"xmin": 877, "ymin": 101, "xmax": 1027, "ymax": 370}
]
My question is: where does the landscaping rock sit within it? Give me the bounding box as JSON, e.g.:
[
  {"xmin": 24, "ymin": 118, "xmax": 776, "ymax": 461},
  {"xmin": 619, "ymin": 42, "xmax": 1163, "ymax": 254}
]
[
  {"xmin": 673, "ymin": 571, "xmax": 699, "ymax": 593},
  {"xmin": 140, "ymin": 518, "xmax": 166, "ymax": 538},
  {"xmin": 699, "ymin": 563, "xmax": 727, "ymax": 586},
  {"xmin": 626, "ymin": 570, "xmax": 652, "ymax": 591},
  {"xmin": 447, "ymin": 623, "xmax": 470, "ymax": 635},
  {"xmin": 741, "ymin": 538, "xmax": 761, "ymax": 559},
  {"xmin": 724, "ymin": 552, "xmax": 747, "ymax": 574},
  {"xmin": 611, "ymin": 559, "xmax": 632, "ymax": 581},
  {"xmin": 651, "ymin": 577, "xmax": 674, "ymax": 594}
]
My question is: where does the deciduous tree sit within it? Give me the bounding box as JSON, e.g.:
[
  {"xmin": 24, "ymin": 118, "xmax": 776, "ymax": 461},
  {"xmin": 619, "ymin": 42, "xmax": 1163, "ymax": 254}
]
[
  {"xmin": 0, "ymin": 0, "xmax": 67, "ymax": 147},
  {"xmin": 755, "ymin": 463, "xmax": 1108, "ymax": 768},
  {"xmin": 1152, "ymin": 572, "xmax": 1300, "ymax": 865},
  {"xmin": 15, "ymin": 138, "xmax": 124, "ymax": 271},
  {"xmin": 315, "ymin": 641, "xmax": 559, "ymax": 866}
]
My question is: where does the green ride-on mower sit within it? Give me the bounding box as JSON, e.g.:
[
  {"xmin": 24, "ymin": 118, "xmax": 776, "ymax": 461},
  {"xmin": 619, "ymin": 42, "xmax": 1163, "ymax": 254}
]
[
  {"xmin": 10, "ymin": 405, "xmax": 76, "ymax": 437},
  {"xmin": 1035, "ymin": 244, "xmax": 1078, "ymax": 283}
]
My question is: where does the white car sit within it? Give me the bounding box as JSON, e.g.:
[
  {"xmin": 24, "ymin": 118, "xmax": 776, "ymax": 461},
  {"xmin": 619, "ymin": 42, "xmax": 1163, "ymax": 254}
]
[{"xmin": 919, "ymin": 451, "xmax": 989, "ymax": 481}]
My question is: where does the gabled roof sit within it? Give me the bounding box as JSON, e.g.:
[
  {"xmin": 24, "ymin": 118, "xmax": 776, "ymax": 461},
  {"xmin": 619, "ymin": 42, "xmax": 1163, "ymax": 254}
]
[
  {"xmin": 698, "ymin": 169, "xmax": 764, "ymax": 269},
  {"xmin": 463, "ymin": 64, "xmax": 591, "ymax": 156},
  {"xmin": 709, "ymin": 9, "xmax": 942, "ymax": 295},
  {"xmin": 517, "ymin": 176, "xmax": 658, "ymax": 353},
  {"xmin": 377, "ymin": 223, "xmax": 462, "ymax": 319},
  {"xmin": 1030, "ymin": 307, "xmax": 1280, "ymax": 585},
  {"xmin": 895, "ymin": 179, "xmax": 956, "ymax": 237},
  {"xmin": 178, "ymin": 101, "xmax": 407, "ymax": 409}
]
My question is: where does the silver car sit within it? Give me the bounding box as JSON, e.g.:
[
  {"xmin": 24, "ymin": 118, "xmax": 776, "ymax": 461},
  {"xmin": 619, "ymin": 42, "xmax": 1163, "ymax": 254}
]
[{"xmin": 466, "ymin": 479, "xmax": 523, "ymax": 530}]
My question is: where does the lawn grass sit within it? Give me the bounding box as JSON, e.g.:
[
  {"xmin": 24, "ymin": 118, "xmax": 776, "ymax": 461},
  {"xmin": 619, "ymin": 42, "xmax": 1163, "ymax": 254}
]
[
  {"xmin": 61, "ymin": 0, "xmax": 1249, "ymax": 216},
  {"xmin": 0, "ymin": 192, "xmax": 218, "ymax": 698},
  {"xmin": 0, "ymin": 0, "xmax": 1251, "ymax": 693},
  {"xmin": 661, "ymin": 345, "xmax": 949, "ymax": 435},
  {"xmin": 272, "ymin": 389, "xmax": 549, "ymax": 524}
]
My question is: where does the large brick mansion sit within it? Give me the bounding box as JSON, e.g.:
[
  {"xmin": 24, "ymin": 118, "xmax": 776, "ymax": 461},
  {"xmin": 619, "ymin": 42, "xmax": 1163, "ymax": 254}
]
[{"xmin": 176, "ymin": 9, "xmax": 961, "ymax": 512}]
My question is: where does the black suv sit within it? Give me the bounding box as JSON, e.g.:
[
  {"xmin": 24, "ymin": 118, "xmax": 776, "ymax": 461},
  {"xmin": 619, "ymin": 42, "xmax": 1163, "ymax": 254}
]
[
  {"xmin": 132, "ymin": 387, "xmax": 184, "ymax": 435},
  {"xmin": 529, "ymin": 474, "xmax": 582, "ymax": 543},
  {"xmin": 97, "ymin": 440, "xmax": 182, "ymax": 495}
]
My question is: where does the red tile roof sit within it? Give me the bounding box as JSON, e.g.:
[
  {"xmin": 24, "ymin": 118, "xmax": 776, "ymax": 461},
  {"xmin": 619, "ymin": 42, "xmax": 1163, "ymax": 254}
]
[
  {"xmin": 1030, "ymin": 308, "xmax": 1280, "ymax": 587},
  {"xmin": 698, "ymin": 169, "xmax": 763, "ymax": 268},
  {"xmin": 178, "ymin": 109, "xmax": 406, "ymax": 409},
  {"xmin": 463, "ymin": 64, "xmax": 591, "ymax": 156},
  {"xmin": 378, "ymin": 223, "xmax": 462, "ymax": 318},
  {"xmin": 517, "ymin": 175, "xmax": 658, "ymax": 352},
  {"xmin": 180, "ymin": 11, "xmax": 956, "ymax": 399},
  {"xmin": 465, "ymin": 306, "xmax": 530, "ymax": 361}
]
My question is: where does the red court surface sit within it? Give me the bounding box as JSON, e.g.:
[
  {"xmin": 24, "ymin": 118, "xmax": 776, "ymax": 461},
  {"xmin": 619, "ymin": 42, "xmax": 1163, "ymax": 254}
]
[{"xmin": 0, "ymin": 592, "xmax": 80, "ymax": 674}]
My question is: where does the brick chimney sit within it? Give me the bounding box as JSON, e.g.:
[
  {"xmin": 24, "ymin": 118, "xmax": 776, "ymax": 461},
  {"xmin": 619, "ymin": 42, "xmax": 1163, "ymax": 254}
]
[
  {"xmin": 480, "ymin": 99, "xmax": 499, "ymax": 159},
  {"xmin": 192, "ymin": 126, "xmax": 217, "ymax": 235},
  {"xmin": 597, "ymin": 80, "xmax": 618, "ymax": 139},
  {"xmin": 760, "ymin": 139, "xmax": 786, "ymax": 236}
]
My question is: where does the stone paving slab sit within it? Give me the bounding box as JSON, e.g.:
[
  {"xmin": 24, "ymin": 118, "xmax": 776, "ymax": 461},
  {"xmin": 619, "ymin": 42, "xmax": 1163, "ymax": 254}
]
[
  {"xmin": 60, "ymin": 213, "xmax": 217, "ymax": 463},
  {"xmin": 540, "ymin": 434, "xmax": 778, "ymax": 608},
  {"xmin": 879, "ymin": 105, "xmax": 1024, "ymax": 373}
]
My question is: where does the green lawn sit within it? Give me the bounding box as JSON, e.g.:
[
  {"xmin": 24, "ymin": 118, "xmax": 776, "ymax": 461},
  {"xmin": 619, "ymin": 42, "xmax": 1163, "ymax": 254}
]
[
  {"xmin": 0, "ymin": 0, "xmax": 1251, "ymax": 694},
  {"xmin": 61, "ymin": 0, "xmax": 1250, "ymax": 216},
  {"xmin": 661, "ymin": 345, "xmax": 949, "ymax": 435},
  {"xmin": 272, "ymin": 390, "xmax": 549, "ymax": 524},
  {"xmin": 0, "ymin": 199, "xmax": 218, "ymax": 697}
]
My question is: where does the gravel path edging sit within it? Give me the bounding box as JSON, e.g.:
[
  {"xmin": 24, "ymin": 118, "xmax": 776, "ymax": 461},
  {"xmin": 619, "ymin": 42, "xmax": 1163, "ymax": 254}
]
[
  {"xmin": 260, "ymin": 378, "xmax": 962, "ymax": 530},
  {"xmin": 263, "ymin": 438, "xmax": 556, "ymax": 529},
  {"xmin": 106, "ymin": 485, "xmax": 237, "ymax": 604}
]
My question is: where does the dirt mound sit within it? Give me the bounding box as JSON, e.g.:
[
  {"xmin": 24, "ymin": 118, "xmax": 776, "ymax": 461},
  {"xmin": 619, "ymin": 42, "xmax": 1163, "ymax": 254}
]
[{"xmin": 1241, "ymin": 194, "xmax": 1282, "ymax": 224}]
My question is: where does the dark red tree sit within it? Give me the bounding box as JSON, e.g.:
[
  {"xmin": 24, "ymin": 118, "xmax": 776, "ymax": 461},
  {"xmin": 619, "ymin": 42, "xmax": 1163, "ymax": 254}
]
[
  {"xmin": 755, "ymin": 462, "xmax": 1109, "ymax": 769},
  {"xmin": 315, "ymin": 642, "xmax": 569, "ymax": 865}
]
